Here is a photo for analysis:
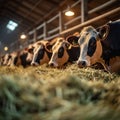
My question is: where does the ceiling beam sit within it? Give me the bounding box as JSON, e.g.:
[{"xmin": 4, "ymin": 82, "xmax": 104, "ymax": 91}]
[
  {"xmin": 26, "ymin": 0, "xmax": 68, "ymax": 32},
  {"xmin": 21, "ymin": 1, "xmax": 45, "ymax": 16},
  {"xmin": 5, "ymin": 5, "xmax": 37, "ymax": 23},
  {"xmin": 7, "ymin": 1, "xmax": 40, "ymax": 20},
  {"xmin": 1, "ymin": 9, "xmax": 34, "ymax": 29},
  {"xmin": 4, "ymin": 7, "xmax": 35, "ymax": 24}
]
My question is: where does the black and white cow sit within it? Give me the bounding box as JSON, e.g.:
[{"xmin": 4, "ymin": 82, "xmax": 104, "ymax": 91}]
[
  {"xmin": 49, "ymin": 35, "xmax": 80, "ymax": 67},
  {"xmin": 77, "ymin": 20, "xmax": 120, "ymax": 73},
  {"xmin": 7, "ymin": 43, "xmax": 35, "ymax": 67},
  {"xmin": 31, "ymin": 38, "xmax": 57, "ymax": 66}
]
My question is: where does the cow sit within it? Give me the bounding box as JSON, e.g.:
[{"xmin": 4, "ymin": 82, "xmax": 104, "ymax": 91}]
[
  {"xmin": 7, "ymin": 43, "xmax": 36, "ymax": 67},
  {"xmin": 0, "ymin": 55, "xmax": 5, "ymax": 66},
  {"xmin": 77, "ymin": 20, "xmax": 120, "ymax": 73},
  {"xmin": 31, "ymin": 39, "xmax": 56, "ymax": 66},
  {"xmin": 2, "ymin": 53, "xmax": 11, "ymax": 66},
  {"xmin": 49, "ymin": 35, "xmax": 80, "ymax": 67}
]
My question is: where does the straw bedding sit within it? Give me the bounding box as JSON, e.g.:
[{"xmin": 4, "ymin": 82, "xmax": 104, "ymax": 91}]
[{"xmin": 0, "ymin": 64, "xmax": 120, "ymax": 120}]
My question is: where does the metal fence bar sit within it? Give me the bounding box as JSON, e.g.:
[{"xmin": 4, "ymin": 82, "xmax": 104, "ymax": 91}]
[
  {"xmin": 37, "ymin": 34, "xmax": 44, "ymax": 40},
  {"xmin": 46, "ymin": 33, "xmax": 60, "ymax": 40},
  {"xmin": 88, "ymin": 0, "xmax": 117, "ymax": 14},
  {"xmin": 65, "ymin": 0, "xmax": 117, "ymax": 26},
  {"xmin": 47, "ymin": 14, "xmax": 59, "ymax": 24},
  {"xmin": 60, "ymin": 7, "xmax": 120, "ymax": 35},
  {"xmin": 36, "ymin": 23, "xmax": 44, "ymax": 30},
  {"xmin": 48, "ymin": 27, "xmax": 59, "ymax": 35}
]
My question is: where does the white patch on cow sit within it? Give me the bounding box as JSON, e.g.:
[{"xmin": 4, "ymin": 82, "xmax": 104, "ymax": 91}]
[{"xmin": 31, "ymin": 44, "xmax": 43, "ymax": 64}]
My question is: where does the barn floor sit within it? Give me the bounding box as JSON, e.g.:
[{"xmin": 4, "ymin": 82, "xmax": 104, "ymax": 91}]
[{"xmin": 0, "ymin": 64, "xmax": 120, "ymax": 120}]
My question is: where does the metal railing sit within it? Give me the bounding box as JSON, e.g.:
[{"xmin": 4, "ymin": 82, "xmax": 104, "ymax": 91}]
[{"xmin": 9, "ymin": 0, "xmax": 120, "ymax": 51}]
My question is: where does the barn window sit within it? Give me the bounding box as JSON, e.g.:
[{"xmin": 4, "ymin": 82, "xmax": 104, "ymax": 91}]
[{"xmin": 6, "ymin": 20, "xmax": 18, "ymax": 31}]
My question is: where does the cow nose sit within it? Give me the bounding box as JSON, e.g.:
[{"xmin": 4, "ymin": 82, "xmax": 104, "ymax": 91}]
[
  {"xmin": 77, "ymin": 60, "xmax": 86, "ymax": 67},
  {"xmin": 49, "ymin": 62, "xmax": 54, "ymax": 67}
]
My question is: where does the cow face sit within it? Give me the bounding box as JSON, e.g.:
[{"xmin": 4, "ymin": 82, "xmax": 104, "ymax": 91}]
[
  {"xmin": 3, "ymin": 53, "xmax": 11, "ymax": 66},
  {"xmin": 25, "ymin": 44, "xmax": 34, "ymax": 63},
  {"xmin": 77, "ymin": 26, "xmax": 103, "ymax": 67},
  {"xmin": 31, "ymin": 42, "xmax": 52, "ymax": 66},
  {"xmin": 49, "ymin": 38, "xmax": 70, "ymax": 67},
  {"xmin": 8, "ymin": 52, "xmax": 21, "ymax": 66}
]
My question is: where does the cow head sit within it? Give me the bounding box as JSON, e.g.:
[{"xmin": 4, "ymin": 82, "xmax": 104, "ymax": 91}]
[
  {"xmin": 49, "ymin": 37, "xmax": 71, "ymax": 67},
  {"xmin": 31, "ymin": 41, "xmax": 52, "ymax": 66},
  {"xmin": 7, "ymin": 51, "xmax": 21, "ymax": 66},
  {"xmin": 25, "ymin": 44, "xmax": 35, "ymax": 63},
  {"xmin": 3, "ymin": 53, "xmax": 11, "ymax": 66},
  {"xmin": 77, "ymin": 26, "xmax": 103, "ymax": 67}
]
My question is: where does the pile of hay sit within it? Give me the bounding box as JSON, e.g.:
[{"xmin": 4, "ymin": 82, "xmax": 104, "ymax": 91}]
[{"xmin": 0, "ymin": 64, "xmax": 120, "ymax": 120}]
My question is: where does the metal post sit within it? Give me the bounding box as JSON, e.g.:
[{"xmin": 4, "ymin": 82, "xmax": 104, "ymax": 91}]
[
  {"xmin": 81, "ymin": 0, "xmax": 88, "ymax": 23},
  {"xmin": 34, "ymin": 29, "xmax": 37, "ymax": 42},
  {"xmin": 59, "ymin": 11, "xmax": 64, "ymax": 33},
  {"xmin": 44, "ymin": 22, "xmax": 48, "ymax": 39}
]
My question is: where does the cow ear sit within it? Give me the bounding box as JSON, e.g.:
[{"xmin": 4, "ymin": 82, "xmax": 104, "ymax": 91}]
[
  {"xmin": 66, "ymin": 35, "xmax": 79, "ymax": 47},
  {"xmin": 24, "ymin": 47, "xmax": 28, "ymax": 51},
  {"xmin": 24, "ymin": 47, "xmax": 34, "ymax": 53},
  {"xmin": 28, "ymin": 48, "xmax": 34, "ymax": 53},
  {"xmin": 97, "ymin": 25, "xmax": 109, "ymax": 41},
  {"xmin": 73, "ymin": 32, "xmax": 80, "ymax": 37},
  {"xmin": 45, "ymin": 43, "xmax": 52, "ymax": 53}
]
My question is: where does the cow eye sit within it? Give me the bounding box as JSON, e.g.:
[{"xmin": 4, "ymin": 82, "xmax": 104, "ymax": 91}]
[
  {"xmin": 28, "ymin": 48, "xmax": 34, "ymax": 53},
  {"xmin": 58, "ymin": 47, "xmax": 64, "ymax": 58}
]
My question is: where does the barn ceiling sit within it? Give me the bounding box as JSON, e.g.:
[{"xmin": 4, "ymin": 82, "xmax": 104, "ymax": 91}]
[
  {"xmin": 0, "ymin": 0, "xmax": 120, "ymax": 49},
  {"xmin": 0, "ymin": 0, "xmax": 66, "ymax": 46}
]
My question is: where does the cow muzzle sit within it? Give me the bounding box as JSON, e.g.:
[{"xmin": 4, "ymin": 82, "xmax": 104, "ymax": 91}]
[
  {"xmin": 77, "ymin": 60, "xmax": 87, "ymax": 67},
  {"xmin": 49, "ymin": 61, "xmax": 58, "ymax": 67},
  {"xmin": 31, "ymin": 62, "xmax": 39, "ymax": 66}
]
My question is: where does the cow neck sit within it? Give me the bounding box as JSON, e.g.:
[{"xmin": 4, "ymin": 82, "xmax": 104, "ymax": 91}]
[
  {"xmin": 100, "ymin": 21, "xmax": 120, "ymax": 65},
  {"xmin": 67, "ymin": 46, "xmax": 80, "ymax": 62},
  {"xmin": 101, "ymin": 38, "xmax": 120, "ymax": 65}
]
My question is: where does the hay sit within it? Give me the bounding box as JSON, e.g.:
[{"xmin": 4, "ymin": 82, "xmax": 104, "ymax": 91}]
[{"xmin": 0, "ymin": 64, "xmax": 120, "ymax": 120}]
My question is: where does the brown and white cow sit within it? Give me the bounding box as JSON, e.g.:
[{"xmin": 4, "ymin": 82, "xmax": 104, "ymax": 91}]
[
  {"xmin": 7, "ymin": 43, "xmax": 35, "ymax": 67},
  {"xmin": 49, "ymin": 35, "xmax": 80, "ymax": 67},
  {"xmin": 77, "ymin": 20, "xmax": 120, "ymax": 73},
  {"xmin": 2, "ymin": 53, "xmax": 11, "ymax": 66},
  {"xmin": 0, "ymin": 55, "xmax": 4, "ymax": 66},
  {"xmin": 31, "ymin": 39, "xmax": 56, "ymax": 66}
]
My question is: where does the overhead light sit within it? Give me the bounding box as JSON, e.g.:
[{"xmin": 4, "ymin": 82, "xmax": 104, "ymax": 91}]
[
  {"xmin": 6, "ymin": 20, "xmax": 18, "ymax": 31},
  {"xmin": 65, "ymin": 10, "xmax": 75, "ymax": 16},
  {"xmin": 20, "ymin": 33, "xmax": 27, "ymax": 39},
  {"xmin": 65, "ymin": 6, "xmax": 75, "ymax": 16},
  {"xmin": 4, "ymin": 46, "xmax": 8, "ymax": 51}
]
